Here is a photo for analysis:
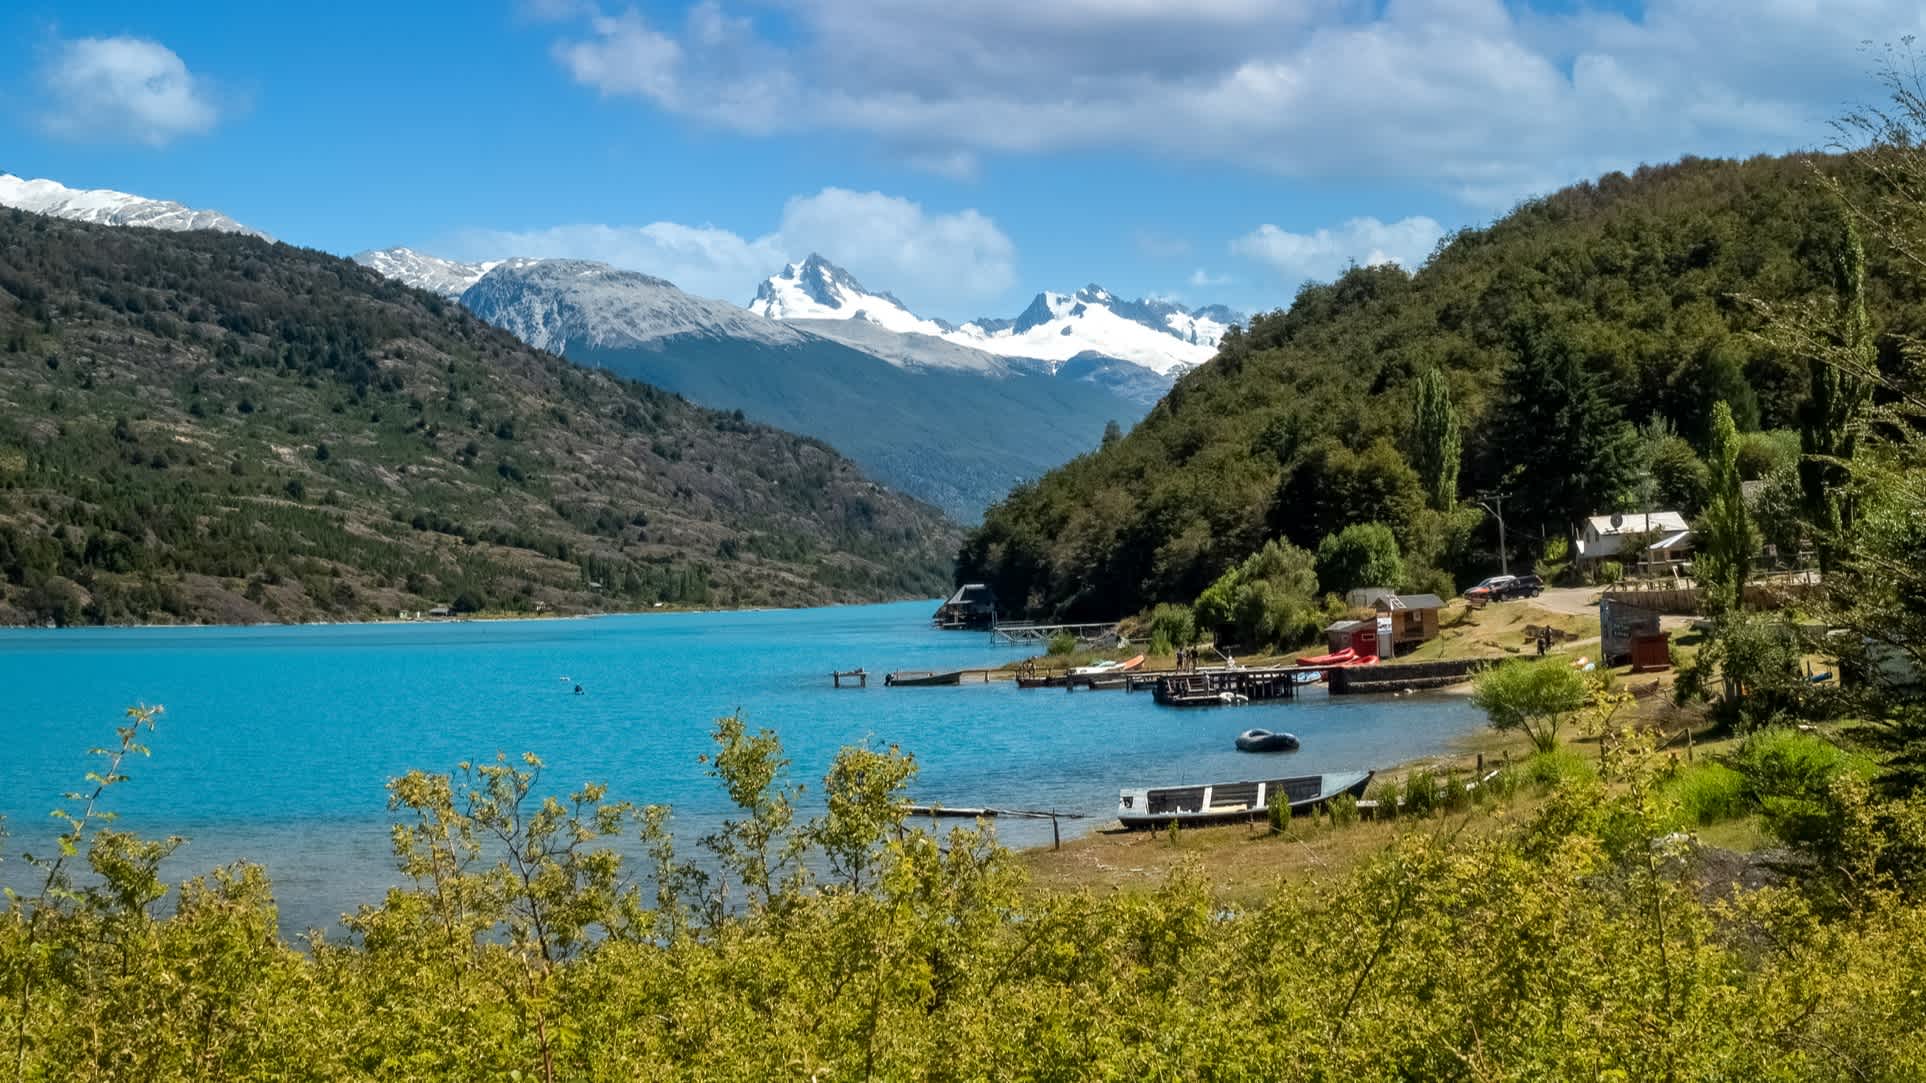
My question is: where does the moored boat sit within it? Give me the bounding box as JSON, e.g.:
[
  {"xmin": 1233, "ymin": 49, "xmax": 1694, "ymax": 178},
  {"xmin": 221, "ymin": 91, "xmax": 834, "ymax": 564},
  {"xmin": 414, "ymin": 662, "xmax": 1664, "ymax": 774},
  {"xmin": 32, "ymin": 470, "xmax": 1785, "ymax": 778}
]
[
  {"xmin": 885, "ymin": 670, "xmax": 964, "ymax": 687},
  {"xmin": 1234, "ymin": 728, "xmax": 1300, "ymax": 753},
  {"xmin": 1296, "ymin": 647, "xmax": 1357, "ymax": 667},
  {"xmin": 1116, "ymin": 770, "xmax": 1373, "ymax": 828},
  {"xmin": 1069, "ymin": 654, "xmax": 1146, "ymax": 679}
]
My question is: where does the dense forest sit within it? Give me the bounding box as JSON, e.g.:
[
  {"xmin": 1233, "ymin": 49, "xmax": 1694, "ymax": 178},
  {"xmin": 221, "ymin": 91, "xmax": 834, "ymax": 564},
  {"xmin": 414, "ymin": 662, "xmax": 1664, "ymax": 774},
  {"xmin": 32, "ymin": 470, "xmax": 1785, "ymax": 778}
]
[
  {"xmin": 959, "ymin": 152, "xmax": 1925, "ymax": 623},
  {"xmin": 0, "ymin": 213, "xmax": 956, "ymax": 625}
]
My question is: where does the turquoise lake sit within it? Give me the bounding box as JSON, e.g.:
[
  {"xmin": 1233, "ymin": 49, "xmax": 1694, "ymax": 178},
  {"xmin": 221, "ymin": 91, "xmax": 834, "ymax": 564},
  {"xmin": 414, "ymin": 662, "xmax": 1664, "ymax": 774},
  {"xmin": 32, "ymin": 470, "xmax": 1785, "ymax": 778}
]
[{"xmin": 1, "ymin": 600, "xmax": 1486, "ymax": 932}]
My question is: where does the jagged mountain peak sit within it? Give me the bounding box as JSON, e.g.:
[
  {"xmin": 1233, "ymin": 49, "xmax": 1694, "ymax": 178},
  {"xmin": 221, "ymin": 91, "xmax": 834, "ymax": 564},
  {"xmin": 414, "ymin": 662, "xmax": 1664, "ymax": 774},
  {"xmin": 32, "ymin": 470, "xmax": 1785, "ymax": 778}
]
[
  {"xmin": 749, "ymin": 254, "xmax": 948, "ymax": 338},
  {"xmin": 0, "ymin": 172, "xmax": 266, "ymax": 239},
  {"xmin": 461, "ymin": 257, "xmax": 805, "ymax": 355}
]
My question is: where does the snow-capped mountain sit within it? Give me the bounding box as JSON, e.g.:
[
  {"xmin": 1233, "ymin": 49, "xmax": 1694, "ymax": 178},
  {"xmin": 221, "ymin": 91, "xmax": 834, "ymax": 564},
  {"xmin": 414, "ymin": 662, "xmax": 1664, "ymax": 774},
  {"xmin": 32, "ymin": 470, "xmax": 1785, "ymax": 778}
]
[
  {"xmin": 951, "ymin": 287, "xmax": 1233, "ymax": 376},
  {"xmin": 749, "ymin": 254, "xmax": 954, "ymax": 338},
  {"xmin": 353, "ymin": 247, "xmax": 520, "ymax": 299},
  {"xmin": 461, "ymin": 260, "xmax": 808, "ymax": 355},
  {"xmin": 449, "ymin": 256, "xmax": 1148, "ymax": 520},
  {"xmin": 0, "ymin": 173, "xmax": 266, "ymax": 238},
  {"xmin": 748, "ymin": 256, "xmax": 1241, "ymax": 378}
]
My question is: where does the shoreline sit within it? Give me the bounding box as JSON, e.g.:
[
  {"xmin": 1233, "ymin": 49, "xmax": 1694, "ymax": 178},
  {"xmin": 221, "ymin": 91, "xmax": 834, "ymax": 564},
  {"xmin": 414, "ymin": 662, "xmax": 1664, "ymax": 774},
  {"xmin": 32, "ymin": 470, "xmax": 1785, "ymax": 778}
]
[{"xmin": 0, "ymin": 595, "xmax": 946, "ymax": 634}]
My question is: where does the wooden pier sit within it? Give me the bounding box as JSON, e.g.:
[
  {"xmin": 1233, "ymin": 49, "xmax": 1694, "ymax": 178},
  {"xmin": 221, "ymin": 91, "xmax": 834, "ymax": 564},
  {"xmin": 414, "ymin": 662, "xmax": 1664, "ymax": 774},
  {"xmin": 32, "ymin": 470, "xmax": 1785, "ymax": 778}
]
[
  {"xmin": 991, "ymin": 620, "xmax": 1122, "ymax": 648},
  {"xmin": 1152, "ymin": 668, "xmax": 1310, "ymax": 707},
  {"xmin": 831, "ymin": 669, "xmax": 868, "ymax": 688}
]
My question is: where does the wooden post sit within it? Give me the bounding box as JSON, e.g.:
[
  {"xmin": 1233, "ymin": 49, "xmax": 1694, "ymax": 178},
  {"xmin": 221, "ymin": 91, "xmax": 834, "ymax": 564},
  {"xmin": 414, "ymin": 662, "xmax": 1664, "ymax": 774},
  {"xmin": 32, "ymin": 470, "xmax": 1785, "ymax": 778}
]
[
  {"xmin": 1476, "ymin": 752, "xmax": 1485, "ymax": 773},
  {"xmin": 1051, "ymin": 811, "xmax": 1060, "ymax": 851}
]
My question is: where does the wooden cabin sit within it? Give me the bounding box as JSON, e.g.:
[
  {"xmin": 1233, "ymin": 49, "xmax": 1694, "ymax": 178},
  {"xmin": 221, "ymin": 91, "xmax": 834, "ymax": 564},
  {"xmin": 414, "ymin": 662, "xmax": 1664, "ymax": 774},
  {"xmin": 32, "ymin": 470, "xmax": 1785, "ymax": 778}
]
[{"xmin": 1373, "ymin": 593, "xmax": 1443, "ymax": 648}]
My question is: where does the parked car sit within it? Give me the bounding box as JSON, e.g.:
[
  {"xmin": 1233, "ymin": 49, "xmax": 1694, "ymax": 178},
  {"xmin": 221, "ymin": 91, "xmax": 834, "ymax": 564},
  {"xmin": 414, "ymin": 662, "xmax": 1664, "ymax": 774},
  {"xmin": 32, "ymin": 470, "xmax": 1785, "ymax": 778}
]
[
  {"xmin": 1464, "ymin": 574, "xmax": 1543, "ymax": 602},
  {"xmin": 1464, "ymin": 575, "xmax": 1516, "ymax": 602},
  {"xmin": 1506, "ymin": 575, "xmax": 1545, "ymax": 598}
]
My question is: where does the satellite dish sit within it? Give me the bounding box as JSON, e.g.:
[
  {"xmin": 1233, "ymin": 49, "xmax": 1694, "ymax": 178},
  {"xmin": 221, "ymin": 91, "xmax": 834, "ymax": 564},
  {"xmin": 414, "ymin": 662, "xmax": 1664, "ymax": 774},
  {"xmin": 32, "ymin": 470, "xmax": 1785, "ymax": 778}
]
[{"xmin": 1610, "ymin": 513, "xmax": 1624, "ymax": 529}]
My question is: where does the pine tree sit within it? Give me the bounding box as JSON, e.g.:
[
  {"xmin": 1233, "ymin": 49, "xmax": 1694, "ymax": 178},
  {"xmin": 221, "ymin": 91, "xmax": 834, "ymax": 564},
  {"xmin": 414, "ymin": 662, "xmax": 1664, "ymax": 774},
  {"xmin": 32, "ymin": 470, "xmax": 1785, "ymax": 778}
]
[
  {"xmin": 1696, "ymin": 401, "xmax": 1757, "ymax": 615},
  {"xmin": 1492, "ymin": 325, "xmax": 1639, "ymax": 538},
  {"xmin": 1410, "ymin": 367, "xmax": 1462, "ymax": 511}
]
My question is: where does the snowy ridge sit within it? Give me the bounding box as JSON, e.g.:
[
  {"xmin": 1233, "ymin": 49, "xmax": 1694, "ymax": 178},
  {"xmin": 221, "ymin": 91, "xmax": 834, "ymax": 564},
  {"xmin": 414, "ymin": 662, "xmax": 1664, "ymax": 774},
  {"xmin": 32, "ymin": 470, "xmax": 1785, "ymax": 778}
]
[
  {"xmin": 460, "ymin": 260, "xmax": 807, "ymax": 355},
  {"xmin": 749, "ymin": 257, "xmax": 1242, "ymax": 378},
  {"xmin": 748, "ymin": 255, "xmax": 954, "ymax": 338},
  {"xmin": 951, "ymin": 286, "xmax": 1232, "ymax": 376},
  {"xmin": 354, "ymin": 248, "xmax": 517, "ymax": 299},
  {"xmin": 0, "ymin": 173, "xmax": 266, "ymax": 238}
]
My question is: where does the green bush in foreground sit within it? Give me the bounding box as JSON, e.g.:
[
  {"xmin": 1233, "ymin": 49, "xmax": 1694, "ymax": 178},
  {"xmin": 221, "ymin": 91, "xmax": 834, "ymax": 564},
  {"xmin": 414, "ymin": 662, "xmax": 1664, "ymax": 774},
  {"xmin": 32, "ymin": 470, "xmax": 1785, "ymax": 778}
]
[
  {"xmin": 12, "ymin": 710, "xmax": 1926, "ymax": 1080},
  {"xmin": 1664, "ymin": 761, "xmax": 1750, "ymax": 826}
]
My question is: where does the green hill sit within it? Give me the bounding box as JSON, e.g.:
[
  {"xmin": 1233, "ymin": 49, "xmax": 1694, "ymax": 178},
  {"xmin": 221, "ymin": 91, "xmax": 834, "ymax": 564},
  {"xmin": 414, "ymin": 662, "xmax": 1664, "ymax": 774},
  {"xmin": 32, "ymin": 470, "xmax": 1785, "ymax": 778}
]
[
  {"xmin": 0, "ymin": 212, "xmax": 957, "ymax": 625},
  {"xmin": 959, "ymin": 153, "xmax": 1922, "ymax": 620}
]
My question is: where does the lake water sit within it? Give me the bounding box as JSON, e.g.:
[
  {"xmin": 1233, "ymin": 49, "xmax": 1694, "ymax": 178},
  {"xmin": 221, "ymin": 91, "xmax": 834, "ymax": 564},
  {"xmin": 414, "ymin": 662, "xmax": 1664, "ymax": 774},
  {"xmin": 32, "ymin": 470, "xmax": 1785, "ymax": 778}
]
[{"xmin": 0, "ymin": 600, "xmax": 1486, "ymax": 932}]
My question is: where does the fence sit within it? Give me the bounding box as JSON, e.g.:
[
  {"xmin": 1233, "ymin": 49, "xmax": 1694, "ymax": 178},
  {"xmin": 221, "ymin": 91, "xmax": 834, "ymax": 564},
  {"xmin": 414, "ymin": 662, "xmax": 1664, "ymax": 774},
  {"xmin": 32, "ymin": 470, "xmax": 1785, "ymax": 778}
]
[{"xmin": 1600, "ymin": 572, "xmax": 1822, "ymax": 616}]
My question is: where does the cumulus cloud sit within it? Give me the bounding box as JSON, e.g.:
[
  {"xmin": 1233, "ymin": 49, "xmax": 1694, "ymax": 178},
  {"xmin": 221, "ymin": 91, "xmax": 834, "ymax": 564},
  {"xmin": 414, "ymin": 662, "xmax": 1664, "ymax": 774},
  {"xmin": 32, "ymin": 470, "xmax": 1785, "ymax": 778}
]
[
  {"xmin": 545, "ymin": 0, "xmax": 1926, "ymax": 206},
  {"xmin": 1232, "ymin": 216, "xmax": 1446, "ymax": 285},
  {"xmin": 39, "ymin": 36, "xmax": 219, "ymax": 147},
  {"xmin": 445, "ymin": 188, "xmax": 1015, "ymax": 312}
]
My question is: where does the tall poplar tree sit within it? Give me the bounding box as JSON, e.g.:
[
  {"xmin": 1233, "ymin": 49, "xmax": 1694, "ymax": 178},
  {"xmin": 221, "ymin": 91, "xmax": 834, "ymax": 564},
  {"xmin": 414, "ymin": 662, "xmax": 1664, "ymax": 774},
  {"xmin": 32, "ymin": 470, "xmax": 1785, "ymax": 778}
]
[
  {"xmin": 1410, "ymin": 367, "xmax": 1462, "ymax": 511},
  {"xmin": 1697, "ymin": 400, "xmax": 1757, "ymax": 615},
  {"xmin": 1799, "ymin": 214, "xmax": 1873, "ymax": 573}
]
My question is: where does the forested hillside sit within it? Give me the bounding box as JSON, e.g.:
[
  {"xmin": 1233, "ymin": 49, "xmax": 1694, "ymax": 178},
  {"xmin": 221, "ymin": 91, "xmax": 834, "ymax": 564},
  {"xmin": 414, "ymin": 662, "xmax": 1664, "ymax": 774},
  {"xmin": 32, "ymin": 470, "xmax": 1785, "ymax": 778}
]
[
  {"xmin": 0, "ymin": 212, "xmax": 956, "ymax": 625},
  {"xmin": 960, "ymin": 153, "xmax": 1924, "ymax": 620}
]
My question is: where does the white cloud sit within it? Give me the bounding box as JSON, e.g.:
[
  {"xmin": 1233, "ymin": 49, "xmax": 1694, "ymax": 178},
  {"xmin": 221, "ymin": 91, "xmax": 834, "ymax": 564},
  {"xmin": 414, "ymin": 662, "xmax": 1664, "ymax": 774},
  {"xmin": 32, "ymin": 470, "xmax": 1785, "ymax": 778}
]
[
  {"xmin": 545, "ymin": 0, "xmax": 1926, "ymax": 206},
  {"xmin": 1188, "ymin": 268, "xmax": 1231, "ymax": 288},
  {"xmin": 902, "ymin": 149, "xmax": 980, "ymax": 181},
  {"xmin": 776, "ymin": 188, "xmax": 1015, "ymax": 300},
  {"xmin": 1232, "ymin": 216, "xmax": 1446, "ymax": 285},
  {"xmin": 39, "ymin": 36, "xmax": 218, "ymax": 147},
  {"xmin": 445, "ymin": 188, "xmax": 1015, "ymax": 311}
]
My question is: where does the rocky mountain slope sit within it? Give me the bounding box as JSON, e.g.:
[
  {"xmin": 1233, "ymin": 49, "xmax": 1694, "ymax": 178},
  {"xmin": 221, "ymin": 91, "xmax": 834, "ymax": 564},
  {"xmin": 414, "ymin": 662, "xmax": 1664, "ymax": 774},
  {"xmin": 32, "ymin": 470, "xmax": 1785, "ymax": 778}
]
[
  {"xmin": 0, "ymin": 211, "xmax": 957, "ymax": 625},
  {"xmin": 458, "ymin": 259, "xmax": 1142, "ymax": 519}
]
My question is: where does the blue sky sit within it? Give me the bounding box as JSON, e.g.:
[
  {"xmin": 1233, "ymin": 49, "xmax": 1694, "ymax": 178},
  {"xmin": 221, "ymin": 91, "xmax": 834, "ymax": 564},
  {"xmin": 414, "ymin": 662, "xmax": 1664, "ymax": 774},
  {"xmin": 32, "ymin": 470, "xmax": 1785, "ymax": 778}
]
[{"xmin": 2, "ymin": 1, "xmax": 1918, "ymax": 322}]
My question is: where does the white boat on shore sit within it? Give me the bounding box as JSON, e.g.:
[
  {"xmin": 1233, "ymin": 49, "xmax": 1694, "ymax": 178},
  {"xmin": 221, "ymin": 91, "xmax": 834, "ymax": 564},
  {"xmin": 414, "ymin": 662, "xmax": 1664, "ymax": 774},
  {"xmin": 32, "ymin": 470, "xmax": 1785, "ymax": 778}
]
[{"xmin": 1116, "ymin": 770, "xmax": 1373, "ymax": 828}]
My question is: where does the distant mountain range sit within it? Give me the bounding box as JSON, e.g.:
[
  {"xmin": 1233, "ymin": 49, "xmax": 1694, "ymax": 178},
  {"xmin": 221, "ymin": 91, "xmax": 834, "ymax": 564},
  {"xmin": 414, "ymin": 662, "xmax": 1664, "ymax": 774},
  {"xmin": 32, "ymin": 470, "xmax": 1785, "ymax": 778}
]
[
  {"xmin": 455, "ymin": 259, "xmax": 1143, "ymax": 519},
  {"xmin": 749, "ymin": 253, "xmax": 1236, "ymax": 377},
  {"xmin": 0, "ymin": 171, "xmax": 1241, "ymax": 520},
  {"xmin": 349, "ymin": 247, "xmax": 1239, "ymax": 517}
]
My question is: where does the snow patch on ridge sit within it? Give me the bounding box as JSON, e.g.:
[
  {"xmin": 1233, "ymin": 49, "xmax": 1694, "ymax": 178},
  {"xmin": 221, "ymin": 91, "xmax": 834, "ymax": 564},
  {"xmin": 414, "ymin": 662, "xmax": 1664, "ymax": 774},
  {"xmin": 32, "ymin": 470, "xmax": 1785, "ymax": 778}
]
[{"xmin": 0, "ymin": 173, "xmax": 265, "ymax": 238}]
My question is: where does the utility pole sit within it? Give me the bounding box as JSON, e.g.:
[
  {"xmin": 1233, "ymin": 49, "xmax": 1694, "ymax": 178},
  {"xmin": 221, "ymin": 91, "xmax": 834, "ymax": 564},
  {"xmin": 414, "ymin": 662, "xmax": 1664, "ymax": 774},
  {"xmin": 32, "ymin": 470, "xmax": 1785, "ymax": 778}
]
[{"xmin": 1476, "ymin": 493, "xmax": 1510, "ymax": 576}]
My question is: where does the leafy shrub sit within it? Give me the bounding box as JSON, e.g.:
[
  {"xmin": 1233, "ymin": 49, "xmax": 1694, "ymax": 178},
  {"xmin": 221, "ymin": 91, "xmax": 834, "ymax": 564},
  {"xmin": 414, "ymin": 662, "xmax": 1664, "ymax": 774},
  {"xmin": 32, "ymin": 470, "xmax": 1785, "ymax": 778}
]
[
  {"xmin": 1047, "ymin": 632, "xmax": 1077, "ymax": 656},
  {"xmin": 1734, "ymin": 428, "xmax": 1799, "ymax": 482},
  {"xmin": 1663, "ymin": 762, "xmax": 1749, "ymax": 826},
  {"xmin": 1475, "ymin": 767, "xmax": 1520, "ymax": 805},
  {"xmin": 1147, "ymin": 602, "xmax": 1196, "ymax": 649},
  {"xmin": 1268, "ymin": 790, "xmax": 1288, "ymax": 833},
  {"xmin": 1326, "ymin": 793, "xmax": 1359, "ymax": 828},
  {"xmin": 1401, "ymin": 768, "xmax": 1440, "ymax": 818},
  {"xmin": 1727, "ymin": 727, "xmax": 1873, "ymax": 845},
  {"xmin": 1438, "ymin": 774, "xmax": 1474, "ymax": 814},
  {"xmin": 1472, "ymin": 658, "xmax": 1591, "ymax": 753},
  {"xmin": 1593, "ymin": 560, "xmax": 1623, "ymax": 585},
  {"xmin": 1315, "ymin": 522, "xmax": 1404, "ymax": 597},
  {"xmin": 1522, "ymin": 747, "xmax": 1595, "ymax": 790}
]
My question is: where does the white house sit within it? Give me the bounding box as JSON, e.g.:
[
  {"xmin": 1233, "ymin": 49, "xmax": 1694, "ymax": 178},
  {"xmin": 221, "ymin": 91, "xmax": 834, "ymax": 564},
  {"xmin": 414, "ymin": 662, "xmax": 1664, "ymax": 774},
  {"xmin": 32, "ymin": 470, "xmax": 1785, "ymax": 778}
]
[{"xmin": 1575, "ymin": 511, "xmax": 1691, "ymax": 571}]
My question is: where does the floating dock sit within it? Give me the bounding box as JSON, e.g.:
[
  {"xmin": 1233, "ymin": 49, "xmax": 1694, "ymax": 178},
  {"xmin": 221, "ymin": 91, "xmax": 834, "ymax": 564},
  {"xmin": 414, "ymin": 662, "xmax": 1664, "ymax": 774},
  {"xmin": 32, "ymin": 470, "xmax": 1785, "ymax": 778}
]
[{"xmin": 1153, "ymin": 668, "xmax": 1308, "ymax": 706}]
